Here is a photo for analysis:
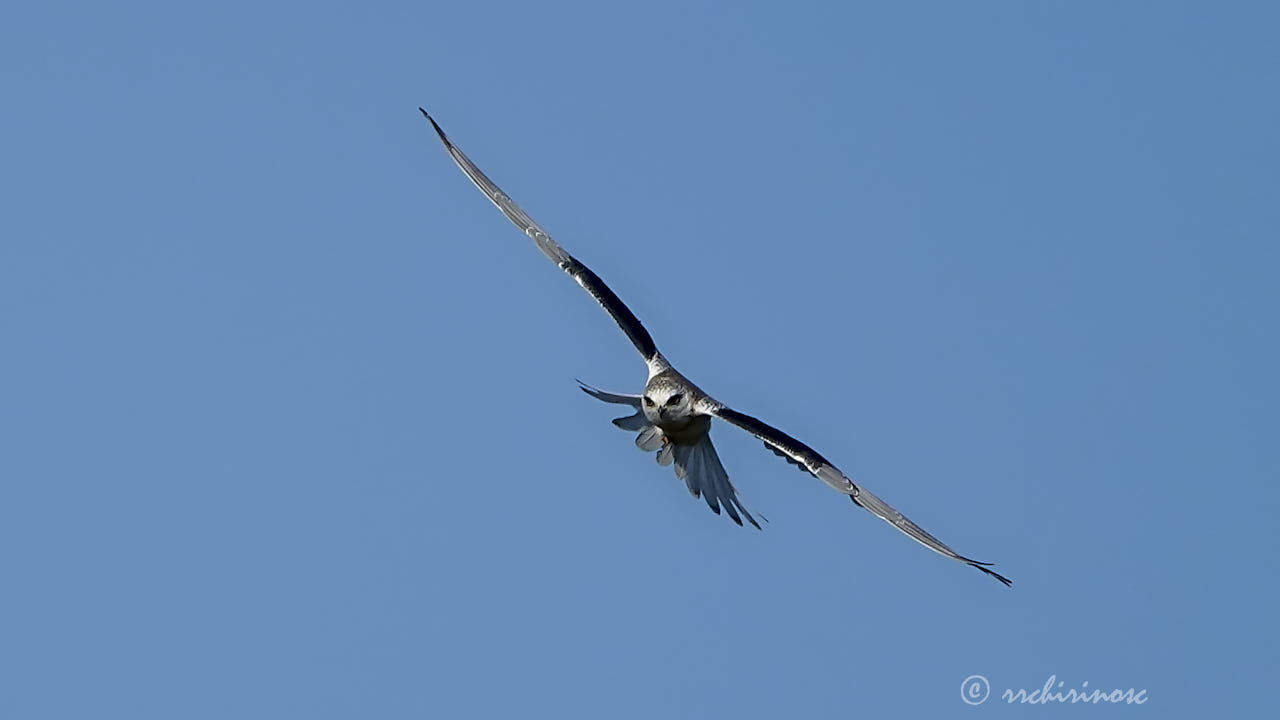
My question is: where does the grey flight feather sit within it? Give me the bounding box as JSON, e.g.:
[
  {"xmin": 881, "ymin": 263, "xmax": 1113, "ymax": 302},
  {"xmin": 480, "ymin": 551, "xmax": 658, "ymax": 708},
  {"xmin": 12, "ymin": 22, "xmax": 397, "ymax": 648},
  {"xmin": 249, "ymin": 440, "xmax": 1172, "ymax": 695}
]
[
  {"xmin": 634, "ymin": 426, "xmax": 665, "ymax": 452},
  {"xmin": 576, "ymin": 381, "xmax": 642, "ymax": 408}
]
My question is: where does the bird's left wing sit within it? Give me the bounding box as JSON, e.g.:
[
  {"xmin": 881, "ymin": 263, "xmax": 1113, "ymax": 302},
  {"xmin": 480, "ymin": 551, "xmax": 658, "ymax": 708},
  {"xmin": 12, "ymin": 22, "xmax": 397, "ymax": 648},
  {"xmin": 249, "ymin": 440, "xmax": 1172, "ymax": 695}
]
[
  {"xmin": 710, "ymin": 404, "xmax": 1012, "ymax": 586},
  {"xmin": 420, "ymin": 110, "xmax": 662, "ymax": 364}
]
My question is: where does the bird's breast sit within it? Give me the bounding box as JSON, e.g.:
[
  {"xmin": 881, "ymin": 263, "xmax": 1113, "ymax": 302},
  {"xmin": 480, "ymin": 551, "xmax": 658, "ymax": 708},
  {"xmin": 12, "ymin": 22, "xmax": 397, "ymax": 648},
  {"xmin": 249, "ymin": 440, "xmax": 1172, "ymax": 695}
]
[{"xmin": 651, "ymin": 412, "xmax": 711, "ymax": 444}]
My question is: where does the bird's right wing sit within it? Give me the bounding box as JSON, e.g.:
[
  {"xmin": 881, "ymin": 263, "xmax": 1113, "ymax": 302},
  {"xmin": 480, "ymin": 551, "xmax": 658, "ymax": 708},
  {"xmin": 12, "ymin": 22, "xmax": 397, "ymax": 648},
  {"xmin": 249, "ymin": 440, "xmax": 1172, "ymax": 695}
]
[
  {"xmin": 421, "ymin": 110, "xmax": 661, "ymax": 364},
  {"xmin": 711, "ymin": 404, "xmax": 1012, "ymax": 586}
]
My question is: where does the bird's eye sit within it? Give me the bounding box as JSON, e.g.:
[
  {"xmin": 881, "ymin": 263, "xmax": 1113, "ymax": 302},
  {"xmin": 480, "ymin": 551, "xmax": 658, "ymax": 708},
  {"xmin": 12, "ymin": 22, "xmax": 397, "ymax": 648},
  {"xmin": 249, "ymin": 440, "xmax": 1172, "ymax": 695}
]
[
  {"xmin": 643, "ymin": 396, "xmax": 655, "ymax": 407},
  {"xmin": 665, "ymin": 393, "xmax": 684, "ymax": 406}
]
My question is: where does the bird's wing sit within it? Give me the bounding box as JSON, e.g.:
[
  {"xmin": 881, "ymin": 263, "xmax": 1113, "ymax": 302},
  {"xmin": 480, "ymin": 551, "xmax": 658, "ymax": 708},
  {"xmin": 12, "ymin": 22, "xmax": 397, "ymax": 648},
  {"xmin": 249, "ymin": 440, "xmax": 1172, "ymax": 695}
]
[
  {"xmin": 576, "ymin": 381, "xmax": 642, "ymax": 408},
  {"xmin": 577, "ymin": 381, "xmax": 648, "ymax": 429},
  {"xmin": 421, "ymin": 110, "xmax": 660, "ymax": 363},
  {"xmin": 711, "ymin": 405, "xmax": 1011, "ymax": 586}
]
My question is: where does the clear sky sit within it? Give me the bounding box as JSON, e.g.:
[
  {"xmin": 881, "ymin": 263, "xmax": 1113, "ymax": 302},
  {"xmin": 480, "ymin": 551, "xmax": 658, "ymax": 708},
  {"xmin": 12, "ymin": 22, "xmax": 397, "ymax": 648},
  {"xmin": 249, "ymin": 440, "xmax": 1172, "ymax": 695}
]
[{"xmin": 3, "ymin": 1, "xmax": 1277, "ymax": 717}]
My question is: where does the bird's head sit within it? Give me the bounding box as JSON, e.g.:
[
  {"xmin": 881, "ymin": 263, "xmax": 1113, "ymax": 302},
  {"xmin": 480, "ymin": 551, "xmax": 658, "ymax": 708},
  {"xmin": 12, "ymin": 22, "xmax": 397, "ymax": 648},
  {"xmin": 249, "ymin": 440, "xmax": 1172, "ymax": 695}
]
[{"xmin": 643, "ymin": 386, "xmax": 692, "ymax": 424}]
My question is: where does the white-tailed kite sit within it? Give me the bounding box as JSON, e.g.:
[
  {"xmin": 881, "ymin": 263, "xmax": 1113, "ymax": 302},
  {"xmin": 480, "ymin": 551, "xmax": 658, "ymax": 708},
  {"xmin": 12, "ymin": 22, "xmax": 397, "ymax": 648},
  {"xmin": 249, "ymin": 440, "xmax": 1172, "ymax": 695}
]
[{"xmin": 420, "ymin": 109, "xmax": 1011, "ymax": 586}]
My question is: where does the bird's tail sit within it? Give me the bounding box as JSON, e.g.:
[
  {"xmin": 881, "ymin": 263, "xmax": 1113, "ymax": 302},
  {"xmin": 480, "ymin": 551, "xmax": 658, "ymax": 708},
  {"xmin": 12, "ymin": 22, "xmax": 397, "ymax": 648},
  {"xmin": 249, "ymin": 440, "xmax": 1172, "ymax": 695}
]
[{"xmin": 671, "ymin": 435, "xmax": 762, "ymax": 529}]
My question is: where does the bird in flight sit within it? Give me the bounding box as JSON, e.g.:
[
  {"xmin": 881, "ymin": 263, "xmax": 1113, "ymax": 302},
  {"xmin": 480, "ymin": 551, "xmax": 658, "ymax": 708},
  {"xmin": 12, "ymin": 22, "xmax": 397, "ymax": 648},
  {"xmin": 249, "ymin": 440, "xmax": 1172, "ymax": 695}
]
[{"xmin": 420, "ymin": 109, "xmax": 1011, "ymax": 586}]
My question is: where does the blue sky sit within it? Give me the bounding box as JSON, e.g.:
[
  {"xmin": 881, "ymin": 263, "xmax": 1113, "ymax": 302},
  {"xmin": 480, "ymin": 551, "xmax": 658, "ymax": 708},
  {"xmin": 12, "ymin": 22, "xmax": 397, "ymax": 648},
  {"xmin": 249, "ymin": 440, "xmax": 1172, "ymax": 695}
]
[{"xmin": 3, "ymin": 1, "xmax": 1277, "ymax": 717}]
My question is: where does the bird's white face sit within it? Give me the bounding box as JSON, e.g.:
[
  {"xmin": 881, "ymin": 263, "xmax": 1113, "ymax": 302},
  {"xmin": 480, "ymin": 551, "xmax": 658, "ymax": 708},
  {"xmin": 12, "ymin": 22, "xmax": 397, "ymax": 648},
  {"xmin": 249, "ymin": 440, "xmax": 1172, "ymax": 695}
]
[{"xmin": 642, "ymin": 386, "xmax": 695, "ymax": 429}]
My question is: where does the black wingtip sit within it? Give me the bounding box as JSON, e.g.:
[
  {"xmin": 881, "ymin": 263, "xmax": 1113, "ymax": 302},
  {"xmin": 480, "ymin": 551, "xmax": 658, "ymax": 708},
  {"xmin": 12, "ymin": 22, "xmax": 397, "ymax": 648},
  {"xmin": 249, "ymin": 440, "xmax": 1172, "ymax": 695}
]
[
  {"xmin": 974, "ymin": 563, "xmax": 1013, "ymax": 587},
  {"xmin": 418, "ymin": 108, "xmax": 448, "ymax": 142},
  {"xmin": 957, "ymin": 553, "xmax": 1012, "ymax": 586}
]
